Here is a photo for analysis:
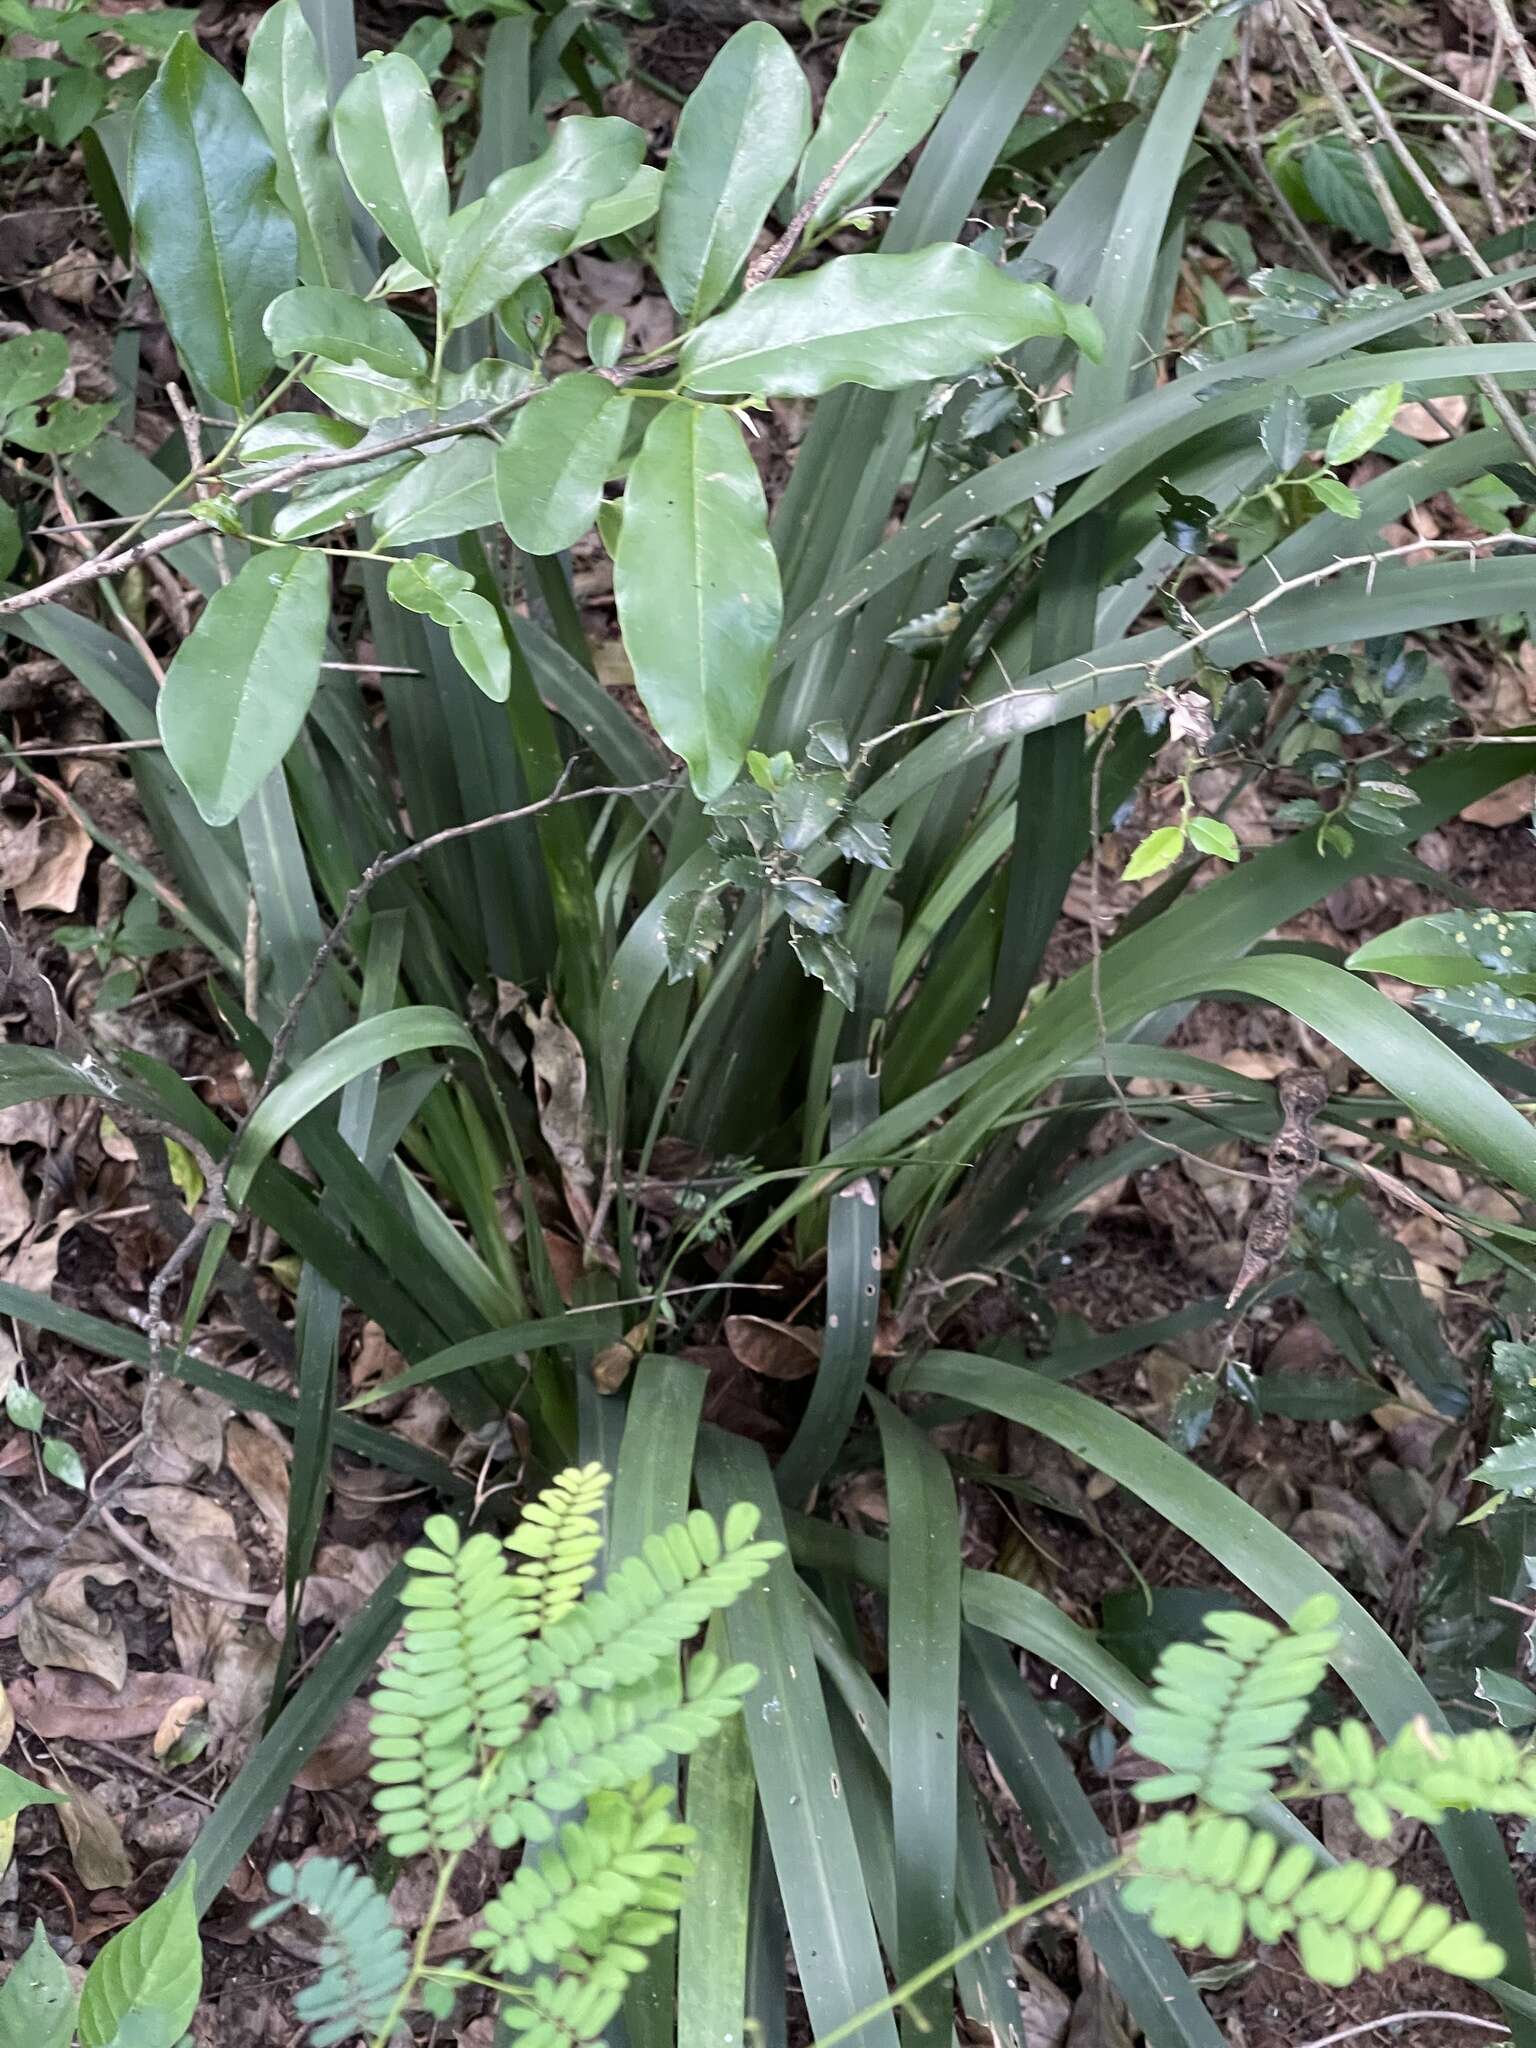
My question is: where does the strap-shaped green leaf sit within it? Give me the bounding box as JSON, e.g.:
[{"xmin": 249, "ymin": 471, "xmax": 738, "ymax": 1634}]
[{"xmin": 128, "ymin": 32, "xmax": 296, "ymax": 407}]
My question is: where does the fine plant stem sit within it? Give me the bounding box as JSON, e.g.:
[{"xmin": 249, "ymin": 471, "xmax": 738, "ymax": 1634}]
[
  {"xmin": 1297, "ymin": 2018, "xmax": 1510, "ymax": 2048},
  {"xmin": 369, "ymin": 1855, "xmax": 461, "ymax": 2048},
  {"xmin": 810, "ymin": 1853, "xmax": 1129, "ymax": 2048}
]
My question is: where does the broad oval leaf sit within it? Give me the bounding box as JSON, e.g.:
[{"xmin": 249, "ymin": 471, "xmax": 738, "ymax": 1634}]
[
  {"xmin": 127, "ymin": 33, "xmax": 296, "ymax": 408},
  {"xmin": 270, "ymin": 450, "xmax": 417, "ymax": 540},
  {"xmin": 157, "ymin": 548, "xmax": 330, "ymax": 827},
  {"xmin": 0, "ymin": 1922, "xmax": 77, "ymax": 2048},
  {"xmin": 77, "ymin": 1871, "xmax": 201, "ymax": 2048},
  {"xmin": 1348, "ymin": 909, "xmax": 1536, "ymax": 988},
  {"xmin": 0, "ymin": 331, "xmax": 68, "ymax": 414},
  {"xmin": 655, "ymin": 23, "xmax": 811, "ymax": 321},
  {"xmin": 1325, "ymin": 381, "xmax": 1404, "ymax": 466},
  {"xmin": 438, "ymin": 116, "xmax": 646, "ymax": 334},
  {"xmin": 264, "ymin": 287, "xmax": 428, "ymax": 378},
  {"xmin": 572, "ymin": 164, "xmax": 663, "ymax": 252},
  {"xmin": 495, "ymin": 374, "xmax": 632, "ymax": 556},
  {"xmin": 614, "ymin": 403, "xmax": 782, "ymax": 799},
  {"xmin": 0, "ymin": 1763, "xmax": 67, "ymax": 1820},
  {"xmin": 301, "ymin": 359, "xmax": 431, "ymax": 427},
  {"xmin": 792, "ymin": 0, "xmax": 991, "ymax": 235},
  {"xmin": 387, "ymin": 554, "xmax": 511, "ymax": 701},
  {"xmin": 373, "ymin": 437, "xmax": 499, "ymax": 546},
  {"xmin": 333, "ymin": 53, "xmax": 449, "ymax": 280},
  {"xmin": 1259, "ymin": 389, "xmax": 1310, "ymax": 472},
  {"xmin": 680, "ymin": 244, "xmax": 1097, "ymax": 397},
  {"xmin": 243, "ymin": 0, "xmax": 363, "ymax": 291}
]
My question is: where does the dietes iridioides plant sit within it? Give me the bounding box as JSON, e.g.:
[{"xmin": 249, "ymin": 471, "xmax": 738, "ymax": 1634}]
[{"xmin": 256, "ymin": 1465, "xmax": 779, "ymax": 2048}]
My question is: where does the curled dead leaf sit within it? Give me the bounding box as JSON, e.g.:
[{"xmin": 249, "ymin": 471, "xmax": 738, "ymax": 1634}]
[
  {"xmin": 50, "ymin": 1777, "xmax": 133, "ymax": 1891},
  {"xmin": 591, "ymin": 1321, "xmax": 648, "ymax": 1395},
  {"xmin": 17, "ymin": 1563, "xmax": 133, "ymax": 1689},
  {"xmin": 724, "ymin": 1314, "xmax": 822, "ymax": 1382},
  {"xmin": 226, "ymin": 1420, "xmax": 291, "ymax": 1541},
  {"xmin": 153, "ymin": 1694, "xmax": 209, "ymax": 1760},
  {"xmin": 9, "ymin": 1667, "xmax": 206, "ymax": 1740}
]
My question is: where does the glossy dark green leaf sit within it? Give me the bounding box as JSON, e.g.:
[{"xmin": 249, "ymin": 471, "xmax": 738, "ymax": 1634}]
[
  {"xmin": 77, "ymin": 1872, "xmax": 201, "ymax": 2048},
  {"xmin": 0, "ymin": 1922, "xmax": 76, "ymax": 2048},
  {"xmin": 128, "ymin": 33, "xmax": 296, "ymax": 407},
  {"xmin": 1349, "ymin": 909, "xmax": 1536, "ymax": 988},
  {"xmin": 655, "ymin": 22, "xmax": 810, "ymax": 321},
  {"xmin": 263, "ymin": 287, "xmax": 428, "ymax": 377},
  {"xmin": 333, "ymin": 52, "xmax": 449, "ymax": 279},
  {"xmin": 680, "ymin": 245, "xmax": 1099, "ymax": 397},
  {"xmin": 438, "ymin": 116, "xmax": 645, "ymax": 332},
  {"xmin": 793, "ymin": 0, "xmax": 990, "ymax": 235},
  {"xmin": 373, "ymin": 437, "xmax": 499, "ymax": 545},
  {"xmin": 614, "ymin": 403, "xmax": 781, "ymax": 798},
  {"xmin": 157, "ymin": 549, "xmax": 329, "ymax": 827},
  {"xmin": 387, "ymin": 554, "xmax": 510, "ymax": 701},
  {"xmin": 300, "ymin": 358, "xmax": 432, "ymax": 426},
  {"xmin": 243, "ymin": 0, "xmax": 363, "ymax": 291},
  {"xmin": 494, "ymin": 373, "xmax": 632, "ymax": 555},
  {"xmin": 1419, "ymin": 985, "xmax": 1536, "ymax": 1048}
]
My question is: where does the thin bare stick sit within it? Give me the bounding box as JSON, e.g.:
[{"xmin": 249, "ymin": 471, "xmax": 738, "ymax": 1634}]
[
  {"xmin": 0, "ymin": 404, "xmax": 523, "ymax": 620},
  {"xmin": 1484, "ymin": 0, "xmax": 1536, "ymax": 111},
  {"xmin": 1318, "ymin": 25, "xmax": 1536, "ymax": 142},
  {"xmin": 1278, "ymin": 0, "xmax": 1536, "ymax": 467},
  {"xmin": 744, "ymin": 112, "xmax": 885, "ymax": 289},
  {"xmin": 1305, "ymin": 0, "xmax": 1536, "ymax": 352},
  {"xmin": 1296, "ymin": 2016, "xmax": 1508, "ymax": 2048}
]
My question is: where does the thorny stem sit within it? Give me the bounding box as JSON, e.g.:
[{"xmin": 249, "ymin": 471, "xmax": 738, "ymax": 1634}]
[{"xmin": 811, "ymin": 1854, "xmax": 1130, "ymax": 2048}]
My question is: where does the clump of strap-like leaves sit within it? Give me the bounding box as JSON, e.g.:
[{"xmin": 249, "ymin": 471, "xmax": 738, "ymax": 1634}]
[
  {"xmin": 257, "ymin": 1466, "xmax": 779, "ymax": 2048},
  {"xmin": 1119, "ymin": 1596, "xmax": 1513, "ymax": 1989}
]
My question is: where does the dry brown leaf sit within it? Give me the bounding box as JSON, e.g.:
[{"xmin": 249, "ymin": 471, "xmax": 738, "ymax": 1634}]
[
  {"xmin": 1462, "ymin": 776, "xmax": 1535, "ymax": 829},
  {"xmin": 0, "ymin": 1156, "xmax": 29, "ymax": 1251},
  {"xmin": 0, "ymin": 1208, "xmax": 77, "ymax": 1296},
  {"xmin": 209, "ymin": 1631, "xmax": 281, "ymax": 1751},
  {"xmin": 152, "ymin": 1694, "xmax": 208, "ymax": 1759},
  {"xmin": 591, "ymin": 1321, "xmax": 647, "ymax": 1395},
  {"xmin": 526, "ymin": 994, "xmax": 594, "ymax": 1230},
  {"xmin": 0, "ymin": 1677, "xmax": 12, "ymax": 1755},
  {"xmin": 17, "ymin": 1563, "xmax": 132, "ymax": 1689},
  {"xmin": 9, "ymin": 1667, "xmax": 205, "ymax": 1740},
  {"xmin": 15, "ymin": 813, "xmax": 90, "ymax": 914},
  {"xmin": 348, "ymin": 1320, "xmax": 405, "ymax": 1391},
  {"xmin": 724, "ymin": 1314, "xmax": 822, "ymax": 1382},
  {"xmin": 1391, "ymin": 393, "xmax": 1466, "ymax": 443},
  {"xmin": 226, "ymin": 1421, "xmax": 291, "ymax": 1541},
  {"xmin": 169, "ymin": 1542, "xmax": 254, "ymax": 1674},
  {"xmin": 50, "ymin": 1778, "xmax": 134, "ymax": 1890},
  {"xmin": 142, "ymin": 1381, "xmax": 228, "ymax": 1482},
  {"xmin": 294, "ymin": 1698, "xmax": 372, "ymax": 1791},
  {"xmin": 120, "ymin": 1484, "xmax": 238, "ymax": 1552},
  {"xmin": 270, "ymin": 1540, "xmax": 397, "ymax": 1636}
]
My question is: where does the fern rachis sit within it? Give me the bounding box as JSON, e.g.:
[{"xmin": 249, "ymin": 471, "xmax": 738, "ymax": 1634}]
[{"xmin": 270, "ymin": 1465, "xmax": 779, "ymax": 2048}]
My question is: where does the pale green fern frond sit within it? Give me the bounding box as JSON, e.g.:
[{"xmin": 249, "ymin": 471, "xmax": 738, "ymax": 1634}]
[
  {"xmin": 369, "ymin": 1515, "xmax": 535, "ymax": 1857},
  {"xmin": 507, "ymin": 1465, "xmax": 611, "ymax": 1630},
  {"xmin": 527, "ymin": 1504, "xmax": 780, "ymax": 1698},
  {"xmin": 1123, "ymin": 1811, "xmax": 1505, "ymax": 1988},
  {"xmin": 1130, "ymin": 1595, "xmax": 1338, "ymax": 1812},
  {"xmin": 474, "ymin": 1779, "xmax": 691, "ymax": 1975},
  {"xmin": 488, "ymin": 1651, "xmax": 761, "ymax": 1849},
  {"xmin": 256, "ymin": 1858, "xmax": 409, "ymax": 2048},
  {"xmin": 1299, "ymin": 1715, "xmax": 1536, "ymax": 1836}
]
